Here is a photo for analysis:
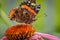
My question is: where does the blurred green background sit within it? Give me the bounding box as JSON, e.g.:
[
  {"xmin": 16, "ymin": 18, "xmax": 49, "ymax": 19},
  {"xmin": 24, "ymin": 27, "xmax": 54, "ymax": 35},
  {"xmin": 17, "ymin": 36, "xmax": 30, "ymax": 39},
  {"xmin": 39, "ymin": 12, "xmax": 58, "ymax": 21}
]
[{"xmin": 0, "ymin": 0, "xmax": 60, "ymax": 38}]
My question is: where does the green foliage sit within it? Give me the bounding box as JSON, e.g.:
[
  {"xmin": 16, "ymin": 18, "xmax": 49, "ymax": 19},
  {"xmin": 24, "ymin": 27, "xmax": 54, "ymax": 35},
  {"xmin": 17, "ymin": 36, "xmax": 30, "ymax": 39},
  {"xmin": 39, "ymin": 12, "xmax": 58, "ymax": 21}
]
[{"xmin": 0, "ymin": 0, "xmax": 60, "ymax": 38}]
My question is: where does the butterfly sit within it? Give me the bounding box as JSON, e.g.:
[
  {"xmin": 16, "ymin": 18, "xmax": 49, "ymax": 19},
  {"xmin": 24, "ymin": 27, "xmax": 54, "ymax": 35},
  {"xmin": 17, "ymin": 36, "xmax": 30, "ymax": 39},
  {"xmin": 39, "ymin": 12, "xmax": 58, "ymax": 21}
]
[{"xmin": 9, "ymin": 0, "xmax": 40, "ymax": 24}]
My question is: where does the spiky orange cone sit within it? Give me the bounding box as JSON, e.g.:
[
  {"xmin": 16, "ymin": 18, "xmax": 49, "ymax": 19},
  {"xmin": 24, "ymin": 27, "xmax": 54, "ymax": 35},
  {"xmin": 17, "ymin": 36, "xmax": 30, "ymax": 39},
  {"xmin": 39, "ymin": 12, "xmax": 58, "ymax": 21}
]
[{"xmin": 5, "ymin": 24, "xmax": 35, "ymax": 40}]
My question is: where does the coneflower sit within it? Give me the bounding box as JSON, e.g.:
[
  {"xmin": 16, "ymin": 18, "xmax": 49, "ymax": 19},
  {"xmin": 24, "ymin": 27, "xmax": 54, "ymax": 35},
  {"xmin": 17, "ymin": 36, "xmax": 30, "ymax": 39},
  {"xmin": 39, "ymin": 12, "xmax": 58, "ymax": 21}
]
[
  {"xmin": 5, "ymin": 24, "xmax": 35, "ymax": 40},
  {"xmin": 0, "ymin": 24, "xmax": 60, "ymax": 40}
]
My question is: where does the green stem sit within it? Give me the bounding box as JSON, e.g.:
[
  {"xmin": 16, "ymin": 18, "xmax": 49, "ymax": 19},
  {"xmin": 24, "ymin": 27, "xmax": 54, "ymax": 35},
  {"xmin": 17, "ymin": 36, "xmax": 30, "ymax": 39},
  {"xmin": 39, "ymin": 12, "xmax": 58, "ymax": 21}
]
[{"xmin": 0, "ymin": 10, "xmax": 13, "ymax": 25}]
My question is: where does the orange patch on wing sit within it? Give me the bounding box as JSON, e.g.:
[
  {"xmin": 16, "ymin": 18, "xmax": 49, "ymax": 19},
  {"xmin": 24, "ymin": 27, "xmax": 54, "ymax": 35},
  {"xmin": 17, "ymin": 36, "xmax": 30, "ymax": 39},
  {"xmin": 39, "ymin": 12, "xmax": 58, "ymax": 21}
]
[
  {"xmin": 9, "ymin": 8, "xmax": 17, "ymax": 19},
  {"xmin": 21, "ymin": 5, "xmax": 36, "ymax": 15}
]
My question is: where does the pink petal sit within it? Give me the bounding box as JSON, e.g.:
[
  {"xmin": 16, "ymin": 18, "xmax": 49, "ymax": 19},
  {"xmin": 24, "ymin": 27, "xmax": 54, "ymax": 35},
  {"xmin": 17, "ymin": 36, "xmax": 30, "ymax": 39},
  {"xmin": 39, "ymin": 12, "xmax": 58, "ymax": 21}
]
[
  {"xmin": 29, "ymin": 35, "xmax": 44, "ymax": 40},
  {"xmin": 35, "ymin": 32, "xmax": 60, "ymax": 40}
]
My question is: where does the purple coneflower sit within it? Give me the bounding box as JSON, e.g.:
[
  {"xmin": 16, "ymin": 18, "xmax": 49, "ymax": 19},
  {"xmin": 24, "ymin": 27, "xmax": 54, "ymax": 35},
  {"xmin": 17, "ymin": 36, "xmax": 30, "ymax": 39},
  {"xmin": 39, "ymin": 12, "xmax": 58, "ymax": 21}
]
[
  {"xmin": 0, "ymin": 32, "xmax": 60, "ymax": 40},
  {"xmin": 0, "ymin": 24, "xmax": 60, "ymax": 40}
]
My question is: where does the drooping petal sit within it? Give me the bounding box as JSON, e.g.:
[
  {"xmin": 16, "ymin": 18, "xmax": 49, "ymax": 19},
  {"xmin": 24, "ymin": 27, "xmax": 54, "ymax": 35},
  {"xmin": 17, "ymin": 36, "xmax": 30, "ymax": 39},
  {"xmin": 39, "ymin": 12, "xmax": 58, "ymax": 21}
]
[
  {"xmin": 0, "ymin": 36, "xmax": 8, "ymax": 40},
  {"xmin": 34, "ymin": 32, "xmax": 60, "ymax": 40},
  {"xmin": 29, "ymin": 35, "xmax": 44, "ymax": 40}
]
